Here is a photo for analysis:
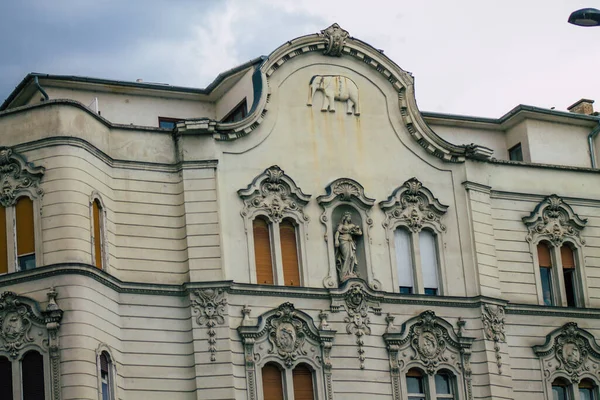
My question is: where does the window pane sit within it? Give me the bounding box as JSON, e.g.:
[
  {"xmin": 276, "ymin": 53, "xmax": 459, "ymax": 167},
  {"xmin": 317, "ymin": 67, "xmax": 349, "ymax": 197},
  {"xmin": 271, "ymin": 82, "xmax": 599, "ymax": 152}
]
[
  {"xmin": 93, "ymin": 199, "xmax": 103, "ymax": 269},
  {"xmin": 407, "ymin": 376, "xmax": 424, "ymax": 394},
  {"xmin": 262, "ymin": 363, "xmax": 284, "ymax": 400},
  {"xmin": 0, "ymin": 356, "xmax": 13, "ymax": 399},
  {"xmin": 540, "ymin": 267, "xmax": 554, "ymax": 306},
  {"xmin": 16, "ymin": 197, "xmax": 35, "ymax": 270},
  {"xmin": 564, "ymin": 269, "xmax": 576, "ymax": 307},
  {"xmin": 400, "ymin": 286, "xmax": 413, "ymax": 294},
  {"xmin": 22, "ymin": 351, "xmax": 45, "ymax": 400},
  {"xmin": 579, "ymin": 388, "xmax": 593, "ymax": 400},
  {"xmin": 394, "ymin": 228, "xmax": 414, "ymax": 291},
  {"xmin": 509, "ymin": 143, "xmax": 523, "ymax": 161},
  {"xmin": 552, "ymin": 385, "xmax": 567, "ymax": 400},
  {"xmin": 292, "ymin": 364, "xmax": 315, "ymax": 400},
  {"xmin": 419, "ymin": 230, "xmax": 439, "ymax": 293},
  {"xmin": 435, "ymin": 373, "xmax": 452, "ymax": 394},
  {"xmin": 0, "ymin": 207, "xmax": 6, "ymax": 274},
  {"xmin": 280, "ymin": 219, "xmax": 301, "ymax": 286},
  {"xmin": 253, "ymin": 218, "xmax": 274, "ymax": 284}
]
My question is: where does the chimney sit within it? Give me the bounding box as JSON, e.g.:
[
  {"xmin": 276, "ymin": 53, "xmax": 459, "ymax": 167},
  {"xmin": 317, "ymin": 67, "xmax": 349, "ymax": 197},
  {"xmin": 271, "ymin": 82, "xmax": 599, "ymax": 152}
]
[{"xmin": 567, "ymin": 98, "xmax": 595, "ymax": 115}]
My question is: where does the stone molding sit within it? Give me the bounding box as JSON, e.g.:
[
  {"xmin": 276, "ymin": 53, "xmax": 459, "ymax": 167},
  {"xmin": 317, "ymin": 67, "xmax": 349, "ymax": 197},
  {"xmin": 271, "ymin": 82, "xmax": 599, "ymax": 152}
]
[
  {"xmin": 317, "ymin": 178, "xmax": 379, "ymax": 289},
  {"xmin": 191, "ymin": 288, "xmax": 227, "ymax": 362},
  {"xmin": 523, "ymin": 194, "xmax": 587, "ymax": 247},
  {"xmin": 0, "ymin": 146, "xmax": 44, "ymax": 207},
  {"xmin": 380, "ymin": 177, "xmax": 448, "ymax": 234},
  {"xmin": 237, "ymin": 302, "xmax": 336, "ymax": 400},
  {"xmin": 0, "ymin": 289, "xmax": 63, "ymax": 400},
  {"xmin": 533, "ymin": 323, "xmax": 600, "ymax": 385},
  {"xmin": 383, "ymin": 310, "xmax": 474, "ymax": 400}
]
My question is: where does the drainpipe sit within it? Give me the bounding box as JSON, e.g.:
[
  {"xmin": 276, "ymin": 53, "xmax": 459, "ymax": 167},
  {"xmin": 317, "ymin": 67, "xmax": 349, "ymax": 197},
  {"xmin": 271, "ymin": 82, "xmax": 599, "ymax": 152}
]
[
  {"xmin": 588, "ymin": 122, "xmax": 600, "ymax": 168},
  {"xmin": 34, "ymin": 76, "xmax": 49, "ymax": 101}
]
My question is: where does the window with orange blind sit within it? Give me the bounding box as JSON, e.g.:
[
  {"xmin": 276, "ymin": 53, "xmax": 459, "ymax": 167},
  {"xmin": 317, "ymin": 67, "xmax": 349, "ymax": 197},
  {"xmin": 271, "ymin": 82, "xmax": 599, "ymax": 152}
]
[
  {"xmin": 537, "ymin": 242, "xmax": 554, "ymax": 306},
  {"xmin": 261, "ymin": 363, "xmax": 284, "ymax": 400},
  {"xmin": 280, "ymin": 219, "xmax": 300, "ymax": 286},
  {"xmin": 0, "ymin": 207, "xmax": 7, "ymax": 274},
  {"xmin": 16, "ymin": 197, "xmax": 35, "ymax": 271},
  {"xmin": 253, "ymin": 218, "xmax": 274, "ymax": 285},
  {"xmin": 292, "ymin": 364, "xmax": 315, "ymax": 400},
  {"xmin": 561, "ymin": 244, "xmax": 577, "ymax": 307},
  {"xmin": 93, "ymin": 199, "xmax": 103, "ymax": 269}
]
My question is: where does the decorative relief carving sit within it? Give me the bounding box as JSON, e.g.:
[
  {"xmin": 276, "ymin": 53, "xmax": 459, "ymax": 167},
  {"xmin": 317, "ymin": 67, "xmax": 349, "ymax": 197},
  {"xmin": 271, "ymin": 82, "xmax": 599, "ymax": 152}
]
[
  {"xmin": 523, "ymin": 194, "xmax": 587, "ymax": 246},
  {"xmin": 238, "ymin": 303, "xmax": 336, "ymax": 400},
  {"xmin": 383, "ymin": 311, "xmax": 474, "ymax": 400},
  {"xmin": 533, "ymin": 323, "xmax": 600, "ymax": 383},
  {"xmin": 319, "ymin": 23, "xmax": 349, "ymax": 57},
  {"xmin": 0, "ymin": 290, "xmax": 63, "ymax": 400},
  {"xmin": 0, "ymin": 147, "xmax": 45, "ymax": 207},
  {"xmin": 238, "ymin": 165, "xmax": 311, "ymax": 224},
  {"xmin": 380, "ymin": 177, "xmax": 448, "ymax": 233},
  {"xmin": 335, "ymin": 212, "xmax": 363, "ymax": 282},
  {"xmin": 330, "ymin": 280, "xmax": 381, "ymax": 369},
  {"xmin": 307, "ymin": 75, "xmax": 360, "ymax": 115},
  {"xmin": 482, "ymin": 304, "xmax": 506, "ymax": 374},
  {"xmin": 191, "ymin": 289, "xmax": 227, "ymax": 362}
]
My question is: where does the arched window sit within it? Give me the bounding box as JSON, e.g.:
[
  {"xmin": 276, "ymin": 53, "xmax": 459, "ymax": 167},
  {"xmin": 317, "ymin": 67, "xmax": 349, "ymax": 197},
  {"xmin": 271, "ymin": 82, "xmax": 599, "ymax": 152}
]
[
  {"xmin": 280, "ymin": 219, "xmax": 300, "ymax": 286},
  {"xmin": 579, "ymin": 378, "xmax": 597, "ymax": 400},
  {"xmin": 0, "ymin": 207, "xmax": 7, "ymax": 274},
  {"xmin": 434, "ymin": 370, "xmax": 456, "ymax": 399},
  {"xmin": 16, "ymin": 197, "xmax": 36, "ymax": 271},
  {"xmin": 92, "ymin": 198, "xmax": 104, "ymax": 270},
  {"xmin": 99, "ymin": 351, "xmax": 113, "ymax": 400},
  {"xmin": 0, "ymin": 356, "xmax": 13, "ymax": 399},
  {"xmin": 406, "ymin": 368, "xmax": 426, "ymax": 399},
  {"xmin": 537, "ymin": 241, "xmax": 554, "ymax": 306},
  {"xmin": 561, "ymin": 244, "xmax": 577, "ymax": 307},
  {"xmin": 261, "ymin": 362, "xmax": 284, "ymax": 400},
  {"xmin": 292, "ymin": 364, "xmax": 315, "ymax": 400},
  {"xmin": 394, "ymin": 227, "xmax": 414, "ymax": 294},
  {"xmin": 22, "ymin": 350, "xmax": 45, "ymax": 400},
  {"xmin": 420, "ymin": 229, "xmax": 440, "ymax": 296},
  {"xmin": 253, "ymin": 217, "xmax": 274, "ymax": 285},
  {"xmin": 552, "ymin": 378, "xmax": 570, "ymax": 400}
]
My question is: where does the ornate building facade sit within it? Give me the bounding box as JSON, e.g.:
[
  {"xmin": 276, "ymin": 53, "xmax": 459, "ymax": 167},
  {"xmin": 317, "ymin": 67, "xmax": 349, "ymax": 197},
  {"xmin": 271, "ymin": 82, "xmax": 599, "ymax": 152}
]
[{"xmin": 1, "ymin": 24, "xmax": 600, "ymax": 399}]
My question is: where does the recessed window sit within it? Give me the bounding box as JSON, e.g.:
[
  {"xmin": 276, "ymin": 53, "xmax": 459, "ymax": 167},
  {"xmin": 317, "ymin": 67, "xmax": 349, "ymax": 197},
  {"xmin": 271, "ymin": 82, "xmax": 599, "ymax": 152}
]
[
  {"xmin": 508, "ymin": 143, "xmax": 523, "ymax": 161},
  {"xmin": 420, "ymin": 229, "xmax": 440, "ymax": 296},
  {"xmin": 22, "ymin": 350, "xmax": 45, "ymax": 400},
  {"xmin": 92, "ymin": 198, "xmax": 105, "ymax": 270},
  {"xmin": 406, "ymin": 368, "xmax": 457, "ymax": 400},
  {"xmin": 0, "ymin": 207, "xmax": 7, "ymax": 274},
  {"xmin": 100, "ymin": 351, "xmax": 113, "ymax": 400},
  {"xmin": 253, "ymin": 217, "xmax": 274, "ymax": 285},
  {"xmin": 262, "ymin": 363, "xmax": 284, "ymax": 400},
  {"xmin": 261, "ymin": 362, "xmax": 315, "ymax": 400},
  {"xmin": 158, "ymin": 117, "xmax": 181, "ymax": 129},
  {"xmin": 280, "ymin": 219, "xmax": 301, "ymax": 286},
  {"xmin": 407, "ymin": 368, "xmax": 426, "ymax": 399},
  {"xmin": 222, "ymin": 98, "xmax": 247, "ymax": 123},
  {"xmin": 394, "ymin": 227, "xmax": 414, "ymax": 294},
  {"xmin": 561, "ymin": 244, "xmax": 577, "ymax": 307},
  {"xmin": 536, "ymin": 240, "xmax": 583, "ymax": 307},
  {"xmin": 538, "ymin": 242, "xmax": 554, "ymax": 306},
  {"xmin": 579, "ymin": 379, "xmax": 597, "ymax": 400},
  {"xmin": 0, "ymin": 356, "xmax": 13, "ymax": 399},
  {"xmin": 16, "ymin": 197, "xmax": 36, "ymax": 271}
]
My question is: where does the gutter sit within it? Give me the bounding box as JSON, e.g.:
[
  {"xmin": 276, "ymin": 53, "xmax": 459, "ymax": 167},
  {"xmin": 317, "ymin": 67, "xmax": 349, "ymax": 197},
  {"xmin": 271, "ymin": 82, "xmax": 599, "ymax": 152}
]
[
  {"xmin": 34, "ymin": 76, "xmax": 49, "ymax": 101},
  {"xmin": 588, "ymin": 122, "xmax": 600, "ymax": 168}
]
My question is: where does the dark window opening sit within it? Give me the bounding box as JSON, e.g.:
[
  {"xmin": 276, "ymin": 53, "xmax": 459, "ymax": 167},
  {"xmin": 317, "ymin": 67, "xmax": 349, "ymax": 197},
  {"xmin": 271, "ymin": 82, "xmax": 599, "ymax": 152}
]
[
  {"xmin": 564, "ymin": 269, "xmax": 577, "ymax": 307},
  {"xmin": 508, "ymin": 143, "xmax": 523, "ymax": 161},
  {"xmin": 222, "ymin": 99, "xmax": 247, "ymax": 123},
  {"xmin": 22, "ymin": 350, "xmax": 45, "ymax": 400},
  {"xmin": 400, "ymin": 286, "xmax": 413, "ymax": 294},
  {"xmin": 424, "ymin": 288, "xmax": 438, "ymax": 296},
  {"xmin": 158, "ymin": 117, "xmax": 181, "ymax": 129},
  {"xmin": 540, "ymin": 267, "xmax": 554, "ymax": 306},
  {"xmin": 0, "ymin": 356, "xmax": 13, "ymax": 399}
]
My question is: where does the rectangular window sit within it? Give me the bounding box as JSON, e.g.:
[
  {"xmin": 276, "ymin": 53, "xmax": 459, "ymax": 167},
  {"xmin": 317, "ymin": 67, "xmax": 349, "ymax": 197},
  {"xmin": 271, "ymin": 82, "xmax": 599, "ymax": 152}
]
[
  {"xmin": 158, "ymin": 117, "xmax": 180, "ymax": 129},
  {"xmin": 0, "ymin": 356, "xmax": 13, "ymax": 399},
  {"xmin": 221, "ymin": 99, "xmax": 247, "ymax": 123},
  {"xmin": 93, "ymin": 199, "xmax": 103, "ymax": 270},
  {"xmin": 16, "ymin": 197, "xmax": 35, "ymax": 271},
  {"xmin": 395, "ymin": 228, "xmax": 414, "ymax": 294},
  {"xmin": 540, "ymin": 267, "xmax": 554, "ymax": 306},
  {"xmin": 419, "ymin": 230, "xmax": 439, "ymax": 295},
  {"xmin": 508, "ymin": 143, "xmax": 523, "ymax": 161},
  {"xmin": 561, "ymin": 245, "xmax": 577, "ymax": 307}
]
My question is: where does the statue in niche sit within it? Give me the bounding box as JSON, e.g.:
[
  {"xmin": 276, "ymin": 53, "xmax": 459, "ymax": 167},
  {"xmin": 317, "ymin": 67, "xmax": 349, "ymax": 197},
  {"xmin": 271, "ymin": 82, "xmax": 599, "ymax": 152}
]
[{"xmin": 335, "ymin": 212, "xmax": 363, "ymax": 282}]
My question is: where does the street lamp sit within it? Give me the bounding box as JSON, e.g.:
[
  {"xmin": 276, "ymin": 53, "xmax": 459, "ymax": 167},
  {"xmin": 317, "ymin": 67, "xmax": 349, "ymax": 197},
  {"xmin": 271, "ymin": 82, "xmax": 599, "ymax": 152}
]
[{"xmin": 568, "ymin": 8, "xmax": 600, "ymax": 27}]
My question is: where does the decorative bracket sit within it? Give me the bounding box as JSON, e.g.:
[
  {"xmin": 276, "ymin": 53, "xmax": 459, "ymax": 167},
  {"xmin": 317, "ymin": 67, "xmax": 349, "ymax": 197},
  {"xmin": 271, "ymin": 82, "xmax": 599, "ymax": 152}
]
[{"xmin": 523, "ymin": 194, "xmax": 587, "ymax": 246}]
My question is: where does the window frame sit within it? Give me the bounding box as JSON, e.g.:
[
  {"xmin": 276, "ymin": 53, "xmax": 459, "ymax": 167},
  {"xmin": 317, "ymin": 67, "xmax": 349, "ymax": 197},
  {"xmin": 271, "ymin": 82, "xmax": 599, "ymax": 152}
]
[
  {"xmin": 388, "ymin": 222, "xmax": 447, "ymax": 296},
  {"xmin": 547, "ymin": 375, "xmax": 600, "ymax": 400},
  {"xmin": 96, "ymin": 345, "xmax": 117, "ymax": 400},
  {"xmin": 0, "ymin": 347, "xmax": 52, "ymax": 400},
  {"xmin": 247, "ymin": 212, "xmax": 306, "ymax": 286},
  {"xmin": 221, "ymin": 98, "xmax": 248, "ymax": 123},
  {"xmin": 90, "ymin": 192, "xmax": 109, "ymax": 272},
  {"xmin": 256, "ymin": 360, "xmax": 319, "ymax": 400},
  {"xmin": 401, "ymin": 366, "xmax": 460, "ymax": 400},
  {"xmin": 2, "ymin": 194, "xmax": 43, "ymax": 273},
  {"xmin": 157, "ymin": 117, "xmax": 181, "ymax": 130},
  {"xmin": 531, "ymin": 238, "xmax": 588, "ymax": 308},
  {"xmin": 508, "ymin": 142, "xmax": 524, "ymax": 161}
]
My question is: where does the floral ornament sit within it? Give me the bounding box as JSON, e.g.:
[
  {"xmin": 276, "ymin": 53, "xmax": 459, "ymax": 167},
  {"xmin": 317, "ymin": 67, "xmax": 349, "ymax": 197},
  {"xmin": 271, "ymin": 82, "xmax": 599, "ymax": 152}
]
[
  {"xmin": 192, "ymin": 289, "xmax": 227, "ymax": 362},
  {"xmin": 523, "ymin": 194, "xmax": 587, "ymax": 247},
  {"xmin": 380, "ymin": 177, "xmax": 448, "ymax": 233},
  {"xmin": 343, "ymin": 284, "xmax": 371, "ymax": 369},
  {"xmin": 238, "ymin": 165, "xmax": 311, "ymax": 223},
  {"xmin": 320, "ymin": 23, "xmax": 349, "ymax": 57},
  {"xmin": 267, "ymin": 303, "xmax": 307, "ymax": 367},
  {"xmin": 482, "ymin": 304, "xmax": 506, "ymax": 374},
  {"xmin": 0, "ymin": 147, "xmax": 45, "ymax": 207}
]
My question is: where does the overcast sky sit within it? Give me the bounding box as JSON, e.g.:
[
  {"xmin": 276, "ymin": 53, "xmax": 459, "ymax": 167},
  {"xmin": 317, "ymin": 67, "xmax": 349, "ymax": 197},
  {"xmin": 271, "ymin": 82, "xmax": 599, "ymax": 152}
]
[{"xmin": 1, "ymin": 0, "xmax": 599, "ymax": 117}]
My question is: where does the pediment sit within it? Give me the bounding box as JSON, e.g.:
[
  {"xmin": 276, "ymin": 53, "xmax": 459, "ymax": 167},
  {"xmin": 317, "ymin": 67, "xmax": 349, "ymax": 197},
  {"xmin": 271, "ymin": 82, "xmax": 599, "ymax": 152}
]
[{"xmin": 177, "ymin": 24, "xmax": 492, "ymax": 163}]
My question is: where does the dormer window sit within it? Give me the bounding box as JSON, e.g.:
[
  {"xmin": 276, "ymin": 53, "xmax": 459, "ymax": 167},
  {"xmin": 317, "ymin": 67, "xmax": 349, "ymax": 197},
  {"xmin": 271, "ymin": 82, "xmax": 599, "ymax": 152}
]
[
  {"xmin": 508, "ymin": 143, "xmax": 523, "ymax": 161},
  {"xmin": 222, "ymin": 98, "xmax": 247, "ymax": 123}
]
